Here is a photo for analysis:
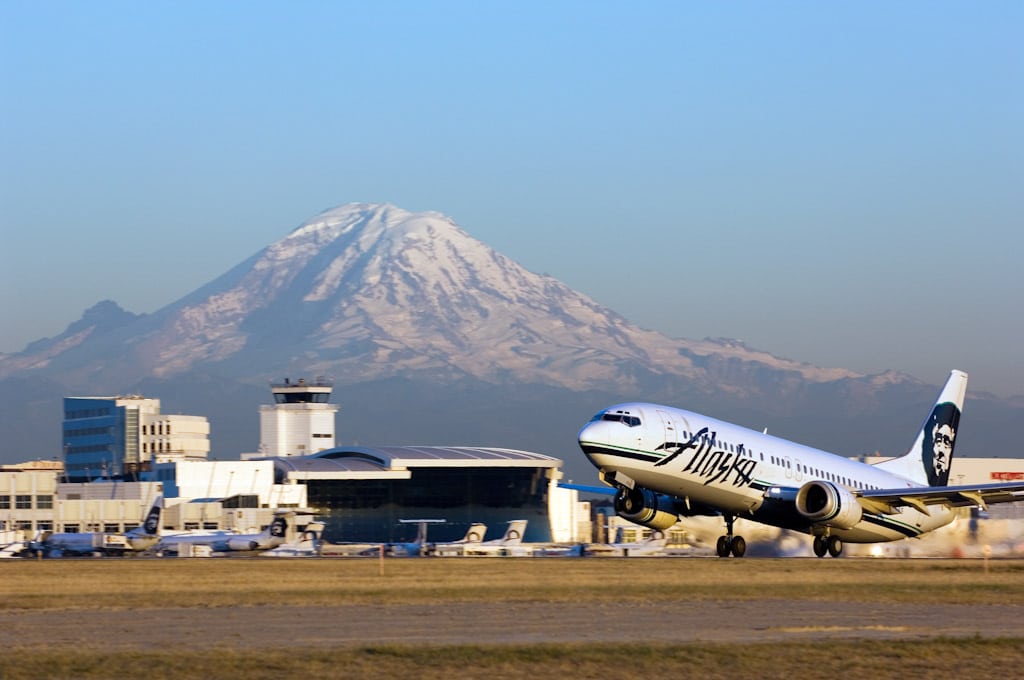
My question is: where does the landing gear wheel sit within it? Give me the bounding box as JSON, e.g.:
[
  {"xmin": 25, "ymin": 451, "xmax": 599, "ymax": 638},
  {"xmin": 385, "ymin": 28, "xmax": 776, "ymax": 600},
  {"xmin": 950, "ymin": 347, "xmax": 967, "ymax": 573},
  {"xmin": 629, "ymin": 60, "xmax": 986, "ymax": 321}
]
[
  {"xmin": 827, "ymin": 536, "xmax": 843, "ymax": 558},
  {"xmin": 716, "ymin": 535, "xmax": 731, "ymax": 558},
  {"xmin": 730, "ymin": 535, "xmax": 746, "ymax": 558},
  {"xmin": 813, "ymin": 535, "xmax": 828, "ymax": 558}
]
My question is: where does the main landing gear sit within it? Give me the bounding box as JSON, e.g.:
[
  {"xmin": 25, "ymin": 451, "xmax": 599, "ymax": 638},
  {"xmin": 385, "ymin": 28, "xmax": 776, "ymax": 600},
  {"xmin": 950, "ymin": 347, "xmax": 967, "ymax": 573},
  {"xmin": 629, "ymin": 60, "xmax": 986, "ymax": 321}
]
[
  {"xmin": 813, "ymin": 534, "xmax": 843, "ymax": 558},
  {"xmin": 716, "ymin": 514, "xmax": 746, "ymax": 558}
]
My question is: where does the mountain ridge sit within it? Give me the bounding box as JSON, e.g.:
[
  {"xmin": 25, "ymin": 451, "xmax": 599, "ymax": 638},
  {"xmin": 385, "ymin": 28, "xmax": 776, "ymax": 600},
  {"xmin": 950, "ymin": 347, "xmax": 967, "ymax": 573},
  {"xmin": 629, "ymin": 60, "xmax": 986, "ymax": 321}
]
[
  {"xmin": 1, "ymin": 202, "xmax": 1019, "ymax": 479},
  {"xmin": 0, "ymin": 202, "xmax": 862, "ymax": 391}
]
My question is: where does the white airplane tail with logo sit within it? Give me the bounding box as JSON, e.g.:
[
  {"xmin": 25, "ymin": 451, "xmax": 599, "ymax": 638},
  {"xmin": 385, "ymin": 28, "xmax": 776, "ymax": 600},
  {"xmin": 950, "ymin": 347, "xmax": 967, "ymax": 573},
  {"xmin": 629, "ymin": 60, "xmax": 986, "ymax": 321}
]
[
  {"xmin": 140, "ymin": 495, "xmax": 163, "ymax": 536},
  {"xmin": 874, "ymin": 369, "xmax": 967, "ymax": 487},
  {"xmin": 125, "ymin": 495, "xmax": 163, "ymax": 550},
  {"xmin": 463, "ymin": 523, "xmax": 487, "ymax": 543},
  {"xmin": 226, "ymin": 512, "xmax": 293, "ymax": 551},
  {"xmin": 500, "ymin": 520, "xmax": 527, "ymax": 545}
]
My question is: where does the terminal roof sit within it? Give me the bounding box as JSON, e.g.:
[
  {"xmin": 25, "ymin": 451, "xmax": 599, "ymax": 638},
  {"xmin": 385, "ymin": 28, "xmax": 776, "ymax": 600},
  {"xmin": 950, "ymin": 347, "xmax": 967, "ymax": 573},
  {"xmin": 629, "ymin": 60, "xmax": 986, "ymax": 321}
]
[{"xmin": 270, "ymin": 445, "xmax": 562, "ymax": 481}]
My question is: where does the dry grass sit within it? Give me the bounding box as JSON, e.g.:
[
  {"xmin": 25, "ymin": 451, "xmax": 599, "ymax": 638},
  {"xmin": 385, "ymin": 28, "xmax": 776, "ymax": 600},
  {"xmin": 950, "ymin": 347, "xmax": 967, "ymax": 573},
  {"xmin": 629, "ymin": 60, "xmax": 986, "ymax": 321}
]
[
  {"xmin": 1, "ymin": 558, "xmax": 1021, "ymax": 678},
  {"xmin": 2, "ymin": 557, "xmax": 1022, "ymax": 610},
  {"xmin": 0, "ymin": 639, "xmax": 1022, "ymax": 679}
]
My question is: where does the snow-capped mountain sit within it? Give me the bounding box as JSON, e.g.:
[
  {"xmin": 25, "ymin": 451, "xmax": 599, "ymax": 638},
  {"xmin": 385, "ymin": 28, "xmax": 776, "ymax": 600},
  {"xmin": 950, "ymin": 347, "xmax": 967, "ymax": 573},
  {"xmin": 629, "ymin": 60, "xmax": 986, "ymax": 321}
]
[
  {"xmin": 2, "ymin": 202, "xmax": 1019, "ymax": 472},
  {"xmin": 0, "ymin": 203, "xmax": 858, "ymax": 392}
]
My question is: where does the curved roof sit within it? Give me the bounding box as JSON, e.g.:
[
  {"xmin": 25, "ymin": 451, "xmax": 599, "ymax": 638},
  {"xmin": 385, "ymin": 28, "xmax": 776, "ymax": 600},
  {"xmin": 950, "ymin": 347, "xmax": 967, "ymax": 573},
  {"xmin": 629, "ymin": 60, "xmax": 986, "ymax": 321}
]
[{"xmin": 271, "ymin": 445, "xmax": 562, "ymax": 481}]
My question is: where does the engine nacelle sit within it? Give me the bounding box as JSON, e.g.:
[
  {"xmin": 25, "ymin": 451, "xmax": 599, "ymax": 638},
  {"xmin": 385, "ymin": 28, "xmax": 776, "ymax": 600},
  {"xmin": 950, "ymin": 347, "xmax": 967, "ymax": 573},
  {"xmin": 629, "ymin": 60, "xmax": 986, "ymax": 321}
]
[
  {"xmin": 795, "ymin": 481, "xmax": 863, "ymax": 529},
  {"xmin": 614, "ymin": 486, "xmax": 679, "ymax": 531},
  {"xmin": 227, "ymin": 538, "xmax": 260, "ymax": 551}
]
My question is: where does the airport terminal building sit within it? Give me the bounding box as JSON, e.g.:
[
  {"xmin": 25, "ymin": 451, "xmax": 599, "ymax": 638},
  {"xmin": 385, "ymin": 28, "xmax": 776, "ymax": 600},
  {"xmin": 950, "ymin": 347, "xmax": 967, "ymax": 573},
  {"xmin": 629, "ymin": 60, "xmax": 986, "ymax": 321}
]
[
  {"xmin": 270, "ymin": 445, "xmax": 578, "ymax": 544},
  {"xmin": 30, "ymin": 381, "xmax": 586, "ymax": 544}
]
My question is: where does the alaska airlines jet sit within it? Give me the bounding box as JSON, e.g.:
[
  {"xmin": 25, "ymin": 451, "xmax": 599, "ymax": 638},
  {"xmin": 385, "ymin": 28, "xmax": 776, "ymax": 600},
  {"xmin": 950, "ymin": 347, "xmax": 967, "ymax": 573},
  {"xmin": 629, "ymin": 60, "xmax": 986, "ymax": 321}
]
[
  {"xmin": 157, "ymin": 512, "xmax": 293, "ymax": 554},
  {"xmin": 35, "ymin": 496, "xmax": 163, "ymax": 557},
  {"xmin": 578, "ymin": 370, "xmax": 1024, "ymax": 558},
  {"xmin": 263, "ymin": 521, "xmax": 326, "ymax": 557}
]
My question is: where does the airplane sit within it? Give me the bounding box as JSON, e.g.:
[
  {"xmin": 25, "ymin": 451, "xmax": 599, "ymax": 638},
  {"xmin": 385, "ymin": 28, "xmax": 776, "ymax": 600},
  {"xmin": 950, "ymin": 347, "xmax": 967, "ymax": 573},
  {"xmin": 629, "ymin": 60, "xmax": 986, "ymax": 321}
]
[
  {"xmin": 263, "ymin": 521, "xmax": 326, "ymax": 557},
  {"xmin": 316, "ymin": 522, "xmax": 484, "ymax": 558},
  {"xmin": 33, "ymin": 496, "xmax": 163, "ymax": 557},
  {"xmin": 577, "ymin": 370, "xmax": 1024, "ymax": 558},
  {"xmin": 426, "ymin": 522, "xmax": 488, "ymax": 556},
  {"xmin": 385, "ymin": 518, "xmax": 447, "ymax": 556},
  {"xmin": 0, "ymin": 540, "xmax": 29, "ymax": 558},
  {"xmin": 583, "ymin": 528, "xmax": 668, "ymax": 557},
  {"xmin": 459, "ymin": 520, "xmax": 588, "ymax": 557},
  {"xmin": 318, "ymin": 538, "xmax": 388, "ymax": 557},
  {"xmin": 157, "ymin": 511, "xmax": 294, "ymax": 554},
  {"xmin": 0, "ymin": 528, "xmax": 31, "ymax": 559},
  {"xmin": 461, "ymin": 520, "xmax": 530, "ymax": 556}
]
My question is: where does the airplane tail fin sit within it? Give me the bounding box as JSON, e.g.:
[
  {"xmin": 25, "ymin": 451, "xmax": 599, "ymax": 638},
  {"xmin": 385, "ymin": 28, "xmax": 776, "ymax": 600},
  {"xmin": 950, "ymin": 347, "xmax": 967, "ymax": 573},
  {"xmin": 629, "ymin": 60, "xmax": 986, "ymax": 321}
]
[
  {"xmin": 463, "ymin": 523, "xmax": 487, "ymax": 543},
  {"xmin": 267, "ymin": 513, "xmax": 290, "ymax": 542},
  {"xmin": 141, "ymin": 496, "xmax": 163, "ymax": 536},
  {"xmin": 875, "ymin": 370, "xmax": 967, "ymax": 487},
  {"xmin": 502, "ymin": 520, "xmax": 527, "ymax": 544},
  {"xmin": 298, "ymin": 521, "xmax": 325, "ymax": 548}
]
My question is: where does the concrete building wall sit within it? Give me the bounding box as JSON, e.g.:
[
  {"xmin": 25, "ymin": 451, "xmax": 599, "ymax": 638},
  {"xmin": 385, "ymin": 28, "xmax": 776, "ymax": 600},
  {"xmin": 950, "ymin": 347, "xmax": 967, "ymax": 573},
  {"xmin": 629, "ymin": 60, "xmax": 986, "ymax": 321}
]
[
  {"xmin": 0, "ymin": 469, "xmax": 57, "ymax": 532},
  {"xmin": 547, "ymin": 480, "xmax": 591, "ymax": 543},
  {"xmin": 51, "ymin": 480, "xmax": 163, "ymax": 532},
  {"xmin": 140, "ymin": 414, "xmax": 210, "ymax": 463},
  {"xmin": 145, "ymin": 460, "xmax": 307, "ymax": 509}
]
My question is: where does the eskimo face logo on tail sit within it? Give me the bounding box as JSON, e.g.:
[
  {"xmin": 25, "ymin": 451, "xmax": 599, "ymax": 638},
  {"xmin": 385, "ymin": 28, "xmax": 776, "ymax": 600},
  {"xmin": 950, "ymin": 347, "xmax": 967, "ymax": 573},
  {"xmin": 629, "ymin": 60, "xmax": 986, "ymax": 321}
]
[
  {"xmin": 922, "ymin": 402, "xmax": 960, "ymax": 487},
  {"xmin": 270, "ymin": 518, "xmax": 287, "ymax": 538},
  {"xmin": 144, "ymin": 508, "xmax": 160, "ymax": 535}
]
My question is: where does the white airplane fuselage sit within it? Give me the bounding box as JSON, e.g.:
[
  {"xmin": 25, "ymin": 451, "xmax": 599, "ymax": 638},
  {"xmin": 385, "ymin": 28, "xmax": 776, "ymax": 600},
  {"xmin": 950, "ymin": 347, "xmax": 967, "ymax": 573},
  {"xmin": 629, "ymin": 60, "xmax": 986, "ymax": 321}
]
[{"xmin": 579, "ymin": 403, "xmax": 955, "ymax": 544}]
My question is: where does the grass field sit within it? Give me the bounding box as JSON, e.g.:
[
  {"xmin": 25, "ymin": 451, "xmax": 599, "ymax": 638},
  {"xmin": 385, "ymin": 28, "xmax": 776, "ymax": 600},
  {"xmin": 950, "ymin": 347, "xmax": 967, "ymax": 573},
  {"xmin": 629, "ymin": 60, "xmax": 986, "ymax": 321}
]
[
  {"xmin": 2, "ymin": 557, "xmax": 1022, "ymax": 678},
  {"xmin": 4, "ymin": 639, "xmax": 1024, "ymax": 680},
  {"xmin": 3, "ymin": 556, "xmax": 1021, "ymax": 609}
]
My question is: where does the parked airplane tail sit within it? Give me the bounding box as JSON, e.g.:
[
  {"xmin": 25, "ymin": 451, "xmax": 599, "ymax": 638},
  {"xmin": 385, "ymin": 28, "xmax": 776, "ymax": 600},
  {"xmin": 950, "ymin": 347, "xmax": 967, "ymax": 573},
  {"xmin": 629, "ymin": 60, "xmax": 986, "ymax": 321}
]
[
  {"xmin": 301, "ymin": 521, "xmax": 325, "ymax": 545},
  {"xmin": 502, "ymin": 520, "xmax": 527, "ymax": 544},
  {"xmin": 125, "ymin": 495, "xmax": 164, "ymax": 550},
  {"xmin": 463, "ymin": 523, "xmax": 487, "ymax": 543},
  {"xmin": 875, "ymin": 369, "xmax": 967, "ymax": 487},
  {"xmin": 226, "ymin": 512, "xmax": 293, "ymax": 551},
  {"xmin": 268, "ymin": 514, "xmax": 290, "ymax": 541},
  {"xmin": 141, "ymin": 496, "xmax": 163, "ymax": 536}
]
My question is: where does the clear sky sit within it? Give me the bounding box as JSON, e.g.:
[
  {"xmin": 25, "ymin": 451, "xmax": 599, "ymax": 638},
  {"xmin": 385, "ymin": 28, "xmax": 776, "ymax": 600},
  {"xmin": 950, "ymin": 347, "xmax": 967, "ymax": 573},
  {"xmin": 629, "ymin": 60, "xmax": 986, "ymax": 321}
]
[{"xmin": 2, "ymin": 2, "xmax": 1021, "ymax": 396}]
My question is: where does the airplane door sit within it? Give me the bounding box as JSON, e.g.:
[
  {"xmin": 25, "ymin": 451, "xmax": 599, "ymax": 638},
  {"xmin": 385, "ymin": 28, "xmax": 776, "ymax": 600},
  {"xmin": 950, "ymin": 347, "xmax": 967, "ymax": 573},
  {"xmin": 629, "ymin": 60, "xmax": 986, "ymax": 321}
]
[
  {"xmin": 656, "ymin": 410, "xmax": 676, "ymax": 443},
  {"xmin": 794, "ymin": 458, "xmax": 803, "ymax": 483}
]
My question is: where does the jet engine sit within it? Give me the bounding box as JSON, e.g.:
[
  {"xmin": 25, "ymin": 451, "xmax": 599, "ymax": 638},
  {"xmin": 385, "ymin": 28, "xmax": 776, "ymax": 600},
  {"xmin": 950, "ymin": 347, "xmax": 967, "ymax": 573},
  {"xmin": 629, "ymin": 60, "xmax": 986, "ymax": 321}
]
[
  {"xmin": 614, "ymin": 486, "xmax": 679, "ymax": 531},
  {"xmin": 226, "ymin": 538, "xmax": 260, "ymax": 551},
  {"xmin": 795, "ymin": 481, "xmax": 863, "ymax": 529}
]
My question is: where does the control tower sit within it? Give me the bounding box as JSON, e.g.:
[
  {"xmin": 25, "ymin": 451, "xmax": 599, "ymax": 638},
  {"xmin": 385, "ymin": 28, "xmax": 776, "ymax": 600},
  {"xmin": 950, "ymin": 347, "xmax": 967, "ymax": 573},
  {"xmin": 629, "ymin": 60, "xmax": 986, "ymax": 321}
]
[{"xmin": 259, "ymin": 377, "xmax": 338, "ymax": 457}]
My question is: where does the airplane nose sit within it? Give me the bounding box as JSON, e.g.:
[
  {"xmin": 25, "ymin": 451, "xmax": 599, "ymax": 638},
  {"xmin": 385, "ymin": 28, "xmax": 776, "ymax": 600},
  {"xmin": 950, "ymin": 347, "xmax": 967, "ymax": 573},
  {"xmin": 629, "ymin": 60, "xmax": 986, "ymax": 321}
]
[{"xmin": 577, "ymin": 420, "xmax": 608, "ymax": 447}]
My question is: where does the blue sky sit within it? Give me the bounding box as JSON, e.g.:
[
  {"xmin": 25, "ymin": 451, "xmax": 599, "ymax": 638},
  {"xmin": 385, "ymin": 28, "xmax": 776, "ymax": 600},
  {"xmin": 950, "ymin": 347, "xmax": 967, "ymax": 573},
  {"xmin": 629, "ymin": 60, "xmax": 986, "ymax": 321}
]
[{"xmin": 2, "ymin": 2, "xmax": 1022, "ymax": 396}]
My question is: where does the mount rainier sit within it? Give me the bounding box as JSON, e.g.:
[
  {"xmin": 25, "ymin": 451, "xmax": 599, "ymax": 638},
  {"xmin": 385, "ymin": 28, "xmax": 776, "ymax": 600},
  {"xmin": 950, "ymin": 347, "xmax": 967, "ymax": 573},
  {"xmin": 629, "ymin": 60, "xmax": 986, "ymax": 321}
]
[{"xmin": 1, "ymin": 203, "xmax": 1018, "ymax": 478}]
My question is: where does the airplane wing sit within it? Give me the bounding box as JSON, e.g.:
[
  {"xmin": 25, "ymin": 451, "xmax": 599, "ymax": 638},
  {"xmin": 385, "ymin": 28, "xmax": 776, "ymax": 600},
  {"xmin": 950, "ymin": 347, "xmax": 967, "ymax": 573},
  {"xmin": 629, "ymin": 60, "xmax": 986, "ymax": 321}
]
[{"xmin": 856, "ymin": 482, "xmax": 1024, "ymax": 515}]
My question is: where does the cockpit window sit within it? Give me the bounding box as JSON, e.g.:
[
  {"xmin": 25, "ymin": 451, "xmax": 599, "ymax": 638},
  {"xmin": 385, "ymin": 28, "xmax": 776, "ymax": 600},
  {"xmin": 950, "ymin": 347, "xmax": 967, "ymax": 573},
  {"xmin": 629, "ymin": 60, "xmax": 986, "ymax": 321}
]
[{"xmin": 598, "ymin": 412, "xmax": 641, "ymax": 427}]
